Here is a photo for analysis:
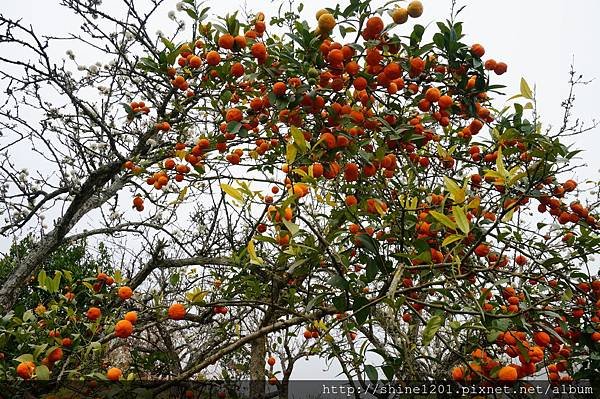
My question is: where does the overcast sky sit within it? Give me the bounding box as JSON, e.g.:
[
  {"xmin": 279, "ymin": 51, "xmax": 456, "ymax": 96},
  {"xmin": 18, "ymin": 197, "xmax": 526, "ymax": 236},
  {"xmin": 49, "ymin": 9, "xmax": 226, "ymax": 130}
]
[{"xmin": 1, "ymin": 0, "xmax": 599, "ymax": 380}]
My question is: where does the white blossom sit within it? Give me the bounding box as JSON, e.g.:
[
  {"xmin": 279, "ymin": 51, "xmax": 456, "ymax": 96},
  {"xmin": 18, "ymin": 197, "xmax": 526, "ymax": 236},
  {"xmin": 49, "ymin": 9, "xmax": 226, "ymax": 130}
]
[
  {"xmin": 66, "ymin": 50, "xmax": 75, "ymax": 59},
  {"xmin": 168, "ymin": 10, "xmax": 176, "ymax": 20},
  {"xmin": 176, "ymin": 2, "xmax": 185, "ymax": 11}
]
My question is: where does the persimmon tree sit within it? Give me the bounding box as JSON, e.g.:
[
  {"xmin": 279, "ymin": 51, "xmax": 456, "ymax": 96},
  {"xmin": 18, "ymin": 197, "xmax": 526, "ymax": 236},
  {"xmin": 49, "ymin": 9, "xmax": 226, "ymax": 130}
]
[{"xmin": 0, "ymin": 0, "xmax": 599, "ymax": 397}]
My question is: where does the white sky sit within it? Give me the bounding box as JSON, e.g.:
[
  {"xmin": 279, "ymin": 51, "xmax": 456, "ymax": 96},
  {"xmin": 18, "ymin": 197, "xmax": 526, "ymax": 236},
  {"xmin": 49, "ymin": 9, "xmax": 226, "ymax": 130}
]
[{"xmin": 1, "ymin": 0, "xmax": 599, "ymax": 380}]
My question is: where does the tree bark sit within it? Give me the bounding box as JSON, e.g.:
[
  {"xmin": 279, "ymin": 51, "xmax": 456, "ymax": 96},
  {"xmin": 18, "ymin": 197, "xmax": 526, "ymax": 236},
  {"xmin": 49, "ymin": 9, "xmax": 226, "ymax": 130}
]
[{"xmin": 249, "ymin": 334, "xmax": 267, "ymax": 399}]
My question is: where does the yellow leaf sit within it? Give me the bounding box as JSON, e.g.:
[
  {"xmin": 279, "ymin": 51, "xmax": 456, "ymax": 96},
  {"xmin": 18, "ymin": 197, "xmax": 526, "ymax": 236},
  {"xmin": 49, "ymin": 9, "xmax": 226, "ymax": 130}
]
[
  {"xmin": 220, "ymin": 183, "xmax": 244, "ymax": 203},
  {"xmin": 175, "ymin": 149, "xmax": 187, "ymax": 159},
  {"xmin": 496, "ymin": 147, "xmax": 507, "ymax": 178},
  {"xmin": 186, "ymin": 287, "xmax": 208, "ymax": 303},
  {"xmin": 452, "ymin": 206, "xmax": 470, "ymax": 234},
  {"xmin": 290, "ymin": 126, "xmax": 308, "ymax": 152},
  {"xmin": 444, "ymin": 177, "xmax": 465, "ymax": 204},
  {"xmin": 170, "ymin": 185, "xmax": 188, "ymax": 205},
  {"xmin": 520, "ymin": 77, "xmax": 533, "ymax": 100},
  {"xmin": 484, "ymin": 170, "xmax": 504, "ymax": 181},
  {"xmin": 430, "ymin": 210, "xmax": 457, "ymax": 230},
  {"xmin": 374, "ymin": 200, "xmax": 387, "ymax": 215},
  {"xmin": 503, "ymin": 208, "xmax": 516, "ymax": 222},
  {"xmin": 442, "ymin": 234, "xmax": 464, "ymax": 247},
  {"xmin": 286, "ymin": 143, "xmax": 297, "ymax": 164},
  {"xmin": 467, "ymin": 197, "xmax": 481, "ymax": 210},
  {"xmin": 292, "ymin": 168, "xmax": 308, "ymax": 177},
  {"xmin": 247, "ymin": 238, "xmax": 264, "ymax": 265}
]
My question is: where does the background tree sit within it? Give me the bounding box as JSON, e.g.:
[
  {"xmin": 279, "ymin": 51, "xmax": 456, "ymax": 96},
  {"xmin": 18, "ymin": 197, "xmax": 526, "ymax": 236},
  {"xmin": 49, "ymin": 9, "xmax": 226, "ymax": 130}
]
[{"xmin": 0, "ymin": 0, "xmax": 599, "ymax": 397}]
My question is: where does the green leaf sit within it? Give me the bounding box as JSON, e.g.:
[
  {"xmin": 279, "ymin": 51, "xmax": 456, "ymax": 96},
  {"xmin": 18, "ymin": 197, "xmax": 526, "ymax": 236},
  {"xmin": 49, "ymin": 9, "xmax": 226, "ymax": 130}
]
[
  {"xmin": 520, "ymin": 77, "xmax": 533, "ymax": 100},
  {"xmin": 328, "ymin": 275, "xmax": 349, "ymax": 290},
  {"xmin": 429, "ymin": 211, "xmax": 457, "ymax": 230},
  {"xmin": 281, "ymin": 218, "xmax": 300, "ymax": 237},
  {"xmin": 332, "ymin": 295, "xmax": 348, "ymax": 311},
  {"xmin": 422, "ymin": 315, "xmax": 443, "ymax": 346},
  {"xmin": 306, "ymin": 293, "xmax": 325, "ymax": 312},
  {"xmin": 487, "ymin": 330, "xmax": 503, "ymax": 343},
  {"xmin": 353, "ymin": 296, "xmax": 370, "ymax": 325},
  {"xmin": 15, "ymin": 354, "xmax": 34, "ymax": 363},
  {"xmin": 220, "ymin": 183, "xmax": 244, "ymax": 203},
  {"xmin": 452, "ymin": 206, "xmax": 470, "ymax": 234},
  {"xmin": 35, "ymin": 365, "xmax": 50, "ymax": 380},
  {"xmin": 354, "ymin": 233, "xmax": 379, "ymax": 254},
  {"xmin": 365, "ymin": 364, "xmax": 378, "ymax": 383}
]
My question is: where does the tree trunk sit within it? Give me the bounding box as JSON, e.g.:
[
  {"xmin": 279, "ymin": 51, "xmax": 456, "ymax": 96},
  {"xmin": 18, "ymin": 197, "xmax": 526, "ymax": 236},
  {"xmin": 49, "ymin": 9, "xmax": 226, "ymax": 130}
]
[{"xmin": 249, "ymin": 335, "xmax": 267, "ymax": 399}]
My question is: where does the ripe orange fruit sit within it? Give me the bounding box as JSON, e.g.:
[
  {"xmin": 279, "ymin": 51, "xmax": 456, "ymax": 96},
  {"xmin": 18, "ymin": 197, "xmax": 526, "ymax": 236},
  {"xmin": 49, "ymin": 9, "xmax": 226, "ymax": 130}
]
[
  {"xmin": 344, "ymin": 163, "xmax": 359, "ymax": 182},
  {"xmin": 312, "ymin": 162, "xmax": 324, "ymax": 178},
  {"xmin": 366, "ymin": 17, "xmax": 384, "ymax": 36},
  {"xmin": 474, "ymin": 243, "xmax": 490, "ymax": 257},
  {"xmin": 391, "ymin": 7, "xmax": 409, "ymax": 24},
  {"xmin": 225, "ymin": 108, "xmax": 243, "ymax": 123},
  {"xmin": 283, "ymin": 207, "xmax": 293, "ymax": 221},
  {"xmin": 168, "ymin": 303, "xmax": 186, "ymax": 320},
  {"xmin": 231, "ymin": 62, "xmax": 245, "ymax": 77},
  {"xmin": 251, "ymin": 43, "xmax": 267, "ymax": 58},
  {"xmin": 407, "ymin": 1, "xmax": 424, "ymax": 18},
  {"xmin": 61, "ymin": 337, "xmax": 73, "ymax": 347},
  {"xmin": 133, "ymin": 196, "xmax": 144, "ymax": 208},
  {"xmin": 205, "ymin": 51, "xmax": 221, "ymax": 66},
  {"xmin": 563, "ymin": 179, "xmax": 577, "ymax": 191},
  {"xmin": 273, "ymin": 82, "xmax": 286, "ymax": 96},
  {"xmin": 470, "ymin": 44, "xmax": 485, "ymax": 58},
  {"xmin": 218, "ymin": 34, "xmax": 234, "ymax": 50},
  {"xmin": 353, "ymin": 77, "xmax": 368, "ymax": 91},
  {"xmin": 267, "ymin": 356, "xmax": 276, "ymax": 366},
  {"xmin": 345, "ymin": 195, "xmax": 358, "ymax": 207},
  {"xmin": 484, "ymin": 59, "xmax": 497, "ymax": 70},
  {"xmin": 234, "ymin": 35, "xmax": 247, "ymax": 49},
  {"xmin": 327, "ymin": 49, "xmax": 344, "ymax": 65},
  {"xmin": 292, "ymin": 183, "xmax": 309, "ymax": 197},
  {"xmin": 117, "ymin": 286, "xmax": 133, "ymax": 300},
  {"xmin": 16, "ymin": 361, "xmax": 36, "ymax": 379},
  {"xmin": 438, "ymin": 95, "xmax": 453, "ymax": 109},
  {"xmin": 86, "ymin": 307, "xmax": 101, "ymax": 321},
  {"xmin": 124, "ymin": 311, "xmax": 138, "ymax": 324},
  {"xmin": 114, "ymin": 319, "xmax": 134, "ymax": 338},
  {"xmin": 48, "ymin": 347, "xmax": 63, "ymax": 363},
  {"xmin": 277, "ymin": 232, "xmax": 290, "ymax": 246},
  {"xmin": 497, "ymin": 365, "xmax": 518, "ymax": 382},
  {"xmin": 494, "ymin": 62, "xmax": 508, "ymax": 75},
  {"xmin": 451, "ymin": 366, "xmax": 464, "ymax": 381},
  {"xmin": 320, "ymin": 132, "xmax": 336, "ymax": 149},
  {"xmin": 188, "ymin": 56, "xmax": 201, "ymax": 68},
  {"xmin": 409, "ymin": 57, "xmax": 425, "ymax": 72},
  {"xmin": 425, "ymin": 87, "xmax": 441, "ymax": 102},
  {"xmin": 106, "ymin": 367, "xmax": 122, "ymax": 381}
]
